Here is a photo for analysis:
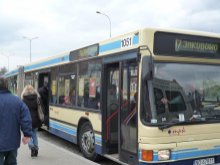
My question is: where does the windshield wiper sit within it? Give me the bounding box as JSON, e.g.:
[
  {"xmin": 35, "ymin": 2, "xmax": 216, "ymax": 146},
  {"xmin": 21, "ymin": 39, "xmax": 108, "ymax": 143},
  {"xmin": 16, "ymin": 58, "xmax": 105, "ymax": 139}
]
[{"xmin": 158, "ymin": 120, "xmax": 205, "ymax": 131}]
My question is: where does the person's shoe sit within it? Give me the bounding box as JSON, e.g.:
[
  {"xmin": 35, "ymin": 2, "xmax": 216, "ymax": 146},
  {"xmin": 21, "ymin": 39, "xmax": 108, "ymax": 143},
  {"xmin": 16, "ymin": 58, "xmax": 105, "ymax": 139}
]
[
  {"xmin": 34, "ymin": 149, "xmax": 38, "ymax": 157},
  {"xmin": 31, "ymin": 149, "xmax": 35, "ymax": 157}
]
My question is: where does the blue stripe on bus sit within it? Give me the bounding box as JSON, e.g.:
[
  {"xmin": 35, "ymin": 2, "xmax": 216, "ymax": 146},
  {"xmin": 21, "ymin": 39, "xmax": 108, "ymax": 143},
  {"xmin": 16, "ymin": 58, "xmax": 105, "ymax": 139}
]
[
  {"xmin": 4, "ymin": 69, "xmax": 18, "ymax": 77},
  {"xmin": 49, "ymin": 127, "xmax": 77, "ymax": 143},
  {"xmin": 133, "ymin": 35, "xmax": 139, "ymax": 44},
  {"xmin": 99, "ymin": 35, "xmax": 139, "ymax": 53},
  {"xmin": 49, "ymin": 120, "xmax": 102, "ymax": 145},
  {"xmin": 95, "ymin": 145, "xmax": 102, "ymax": 155},
  {"xmin": 171, "ymin": 148, "xmax": 220, "ymax": 160},
  {"xmin": 50, "ymin": 121, "xmax": 77, "ymax": 136},
  {"xmin": 99, "ymin": 40, "xmax": 121, "ymax": 53},
  {"xmin": 24, "ymin": 54, "xmax": 69, "ymax": 72},
  {"xmin": 153, "ymin": 153, "xmax": 158, "ymax": 161},
  {"xmin": 139, "ymin": 157, "xmax": 220, "ymax": 165}
]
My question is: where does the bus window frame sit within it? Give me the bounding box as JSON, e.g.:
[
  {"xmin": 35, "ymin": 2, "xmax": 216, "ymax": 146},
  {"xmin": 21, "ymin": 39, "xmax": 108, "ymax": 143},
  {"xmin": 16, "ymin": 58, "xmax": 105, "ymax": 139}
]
[
  {"xmin": 77, "ymin": 59, "xmax": 102, "ymax": 110},
  {"xmin": 57, "ymin": 73, "xmax": 77, "ymax": 108},
  {"xmin": 50, "ymin": 57, "xmax": 102, "ymax": 112}
]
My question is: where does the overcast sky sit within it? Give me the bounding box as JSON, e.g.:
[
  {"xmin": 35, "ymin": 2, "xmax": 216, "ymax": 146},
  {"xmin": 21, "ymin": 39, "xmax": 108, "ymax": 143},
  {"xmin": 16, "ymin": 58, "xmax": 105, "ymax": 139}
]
[{"xmin": 0, "ymin": 0, "xmax": 220, "ymax": 71}]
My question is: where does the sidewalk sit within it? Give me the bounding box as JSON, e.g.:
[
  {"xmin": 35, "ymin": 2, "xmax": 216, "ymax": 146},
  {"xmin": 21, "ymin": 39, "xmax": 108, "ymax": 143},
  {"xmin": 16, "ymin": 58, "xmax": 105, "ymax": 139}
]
[{"xmin": 17, "ymin": 137, "xmax": 98, "ymax": 165}]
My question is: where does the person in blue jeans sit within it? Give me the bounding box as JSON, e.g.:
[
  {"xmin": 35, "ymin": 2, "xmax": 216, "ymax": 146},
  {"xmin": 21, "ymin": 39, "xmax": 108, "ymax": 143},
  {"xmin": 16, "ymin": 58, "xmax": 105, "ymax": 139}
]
[
  {"xmin": 0, "ymin": 77, "xmax": 32, "ymax": 165},
  {"xmin": 22, "ymin": 85, "xmax": 43, "ymax": 157}
]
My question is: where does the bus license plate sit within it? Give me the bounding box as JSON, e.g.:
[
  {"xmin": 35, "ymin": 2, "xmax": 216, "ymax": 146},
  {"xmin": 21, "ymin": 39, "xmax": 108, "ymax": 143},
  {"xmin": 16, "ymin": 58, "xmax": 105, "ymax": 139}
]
[{"xmin": 193, "ymin": 158, "xmax": 215, "ymax": 165}]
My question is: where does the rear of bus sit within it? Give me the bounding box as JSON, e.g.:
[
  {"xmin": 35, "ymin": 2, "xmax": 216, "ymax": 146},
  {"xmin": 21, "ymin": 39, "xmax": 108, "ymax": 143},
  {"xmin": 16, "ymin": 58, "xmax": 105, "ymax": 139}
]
[{"xmin": 138, "ymin": 28, "xmax": 220, "ymax": 165}]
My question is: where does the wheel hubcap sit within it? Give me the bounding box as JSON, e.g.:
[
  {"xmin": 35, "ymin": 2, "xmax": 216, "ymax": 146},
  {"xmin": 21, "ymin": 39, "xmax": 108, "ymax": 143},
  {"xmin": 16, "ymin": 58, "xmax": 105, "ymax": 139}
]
[{"xmin": 81, "ymin": 130, "xmax": 95, "ymax": 154}]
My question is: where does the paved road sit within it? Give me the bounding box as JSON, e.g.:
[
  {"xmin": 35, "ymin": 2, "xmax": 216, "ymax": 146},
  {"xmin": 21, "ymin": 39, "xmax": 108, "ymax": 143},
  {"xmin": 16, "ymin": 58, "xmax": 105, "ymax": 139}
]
[
  {"xmin": 17, "ymin": 136, "xmax": 98, "ymax": 165},
  {"xmin": 18, "ymin": 130, "xmax": 120, "ymax": 165}
]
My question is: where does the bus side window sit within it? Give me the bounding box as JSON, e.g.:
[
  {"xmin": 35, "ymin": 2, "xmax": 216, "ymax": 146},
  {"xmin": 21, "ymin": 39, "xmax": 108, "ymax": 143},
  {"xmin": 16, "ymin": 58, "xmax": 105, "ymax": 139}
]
[
  {"xmin": 50, "ymin": 67, "xmax": 58, "ymax": 105},
  {"xmin": 77, "ymin": 60, "xmax": 101, "ymax": 109},
  {"xmin": 57, "ymin": 74, "xmax": 76, "ymax": 107}
]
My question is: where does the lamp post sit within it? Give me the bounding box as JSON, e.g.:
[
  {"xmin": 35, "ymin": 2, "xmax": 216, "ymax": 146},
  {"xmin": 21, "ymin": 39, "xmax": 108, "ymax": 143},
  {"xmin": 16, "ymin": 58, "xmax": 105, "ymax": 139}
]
[
  {"xmin": 96, "ymin": 11, "xmax": 111, "ymax": 38},
  {"xmin": 23, "ymin": 36, "xmax": 38, "ymax": 63}
]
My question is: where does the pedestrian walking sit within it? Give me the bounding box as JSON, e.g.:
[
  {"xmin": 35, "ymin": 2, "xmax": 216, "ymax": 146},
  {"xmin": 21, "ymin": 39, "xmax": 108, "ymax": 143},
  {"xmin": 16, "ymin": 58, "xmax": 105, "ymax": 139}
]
[
  {"xmin": 38, "ymin": 82, "xmax": 49, "ymax": 125},
  {"xmin": 21, "ymin": 85, "xmax": 43, "ymax": 157},
  {"xmin": 0, "ymin": 77, "xmax": 32, "ymax": 165}
]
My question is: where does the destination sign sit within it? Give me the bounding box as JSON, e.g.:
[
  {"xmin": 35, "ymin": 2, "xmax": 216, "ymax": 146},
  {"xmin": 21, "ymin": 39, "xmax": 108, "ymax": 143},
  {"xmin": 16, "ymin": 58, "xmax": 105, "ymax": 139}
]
[
  {"xmin": 175, "ymin": 39, "xmax": 218, "ymax": 54},
  {"xmin": 154, "ymin": 32, "xmax": 220, "ymax": 58},
  {"xmin": 70, "ymin": 44, "xmax": 98, "ymax": 61}
]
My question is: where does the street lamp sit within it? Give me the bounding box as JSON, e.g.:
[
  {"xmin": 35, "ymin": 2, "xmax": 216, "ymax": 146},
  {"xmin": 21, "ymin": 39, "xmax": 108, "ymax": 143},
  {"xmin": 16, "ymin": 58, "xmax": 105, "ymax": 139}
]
[
  {"xmin": 96, "ymin": 11, "xmax": 111, "ymax": 38},
  {"xmin": 23, "ymin": 36, "xmax": 38, "ymax": 63}
]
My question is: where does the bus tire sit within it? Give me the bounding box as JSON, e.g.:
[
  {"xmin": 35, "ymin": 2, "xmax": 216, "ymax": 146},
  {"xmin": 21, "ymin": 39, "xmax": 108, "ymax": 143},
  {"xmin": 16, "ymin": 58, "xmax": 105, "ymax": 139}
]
[{"xmin": 78, "ymin": 122, "xmax": 99, "ymax": 161}]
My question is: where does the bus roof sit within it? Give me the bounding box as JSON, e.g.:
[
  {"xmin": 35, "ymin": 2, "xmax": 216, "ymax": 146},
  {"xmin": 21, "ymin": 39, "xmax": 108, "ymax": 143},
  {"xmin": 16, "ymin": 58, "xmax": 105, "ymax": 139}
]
[
  {"xmin": 5, "ymin": 27, "xmax": 220, "ymax": 76},
  {"xmin": 98, "ymin": 27, "xmax": 220, "ymax": 56},
  {"xmin": 99, "ymin": 29, "xmax": 140, "ymax": 56},
  {"xmin": 4, "ymin": 69, "xmax": 19, "ymax": 78},
  {"xmin": 23, "ymin": 51, "xmax": 70, "ymax": 73}
]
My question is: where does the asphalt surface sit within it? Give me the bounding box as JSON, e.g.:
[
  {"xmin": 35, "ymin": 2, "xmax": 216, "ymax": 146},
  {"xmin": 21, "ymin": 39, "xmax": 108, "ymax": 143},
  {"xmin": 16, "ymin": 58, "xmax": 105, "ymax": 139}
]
[
  {"xmin": 17, "ymin": 134, "xmax": 98, "ymax": 165},
  {"xmin": 17, "ymin": 130, "xmax": 120, "ymax": 165}
]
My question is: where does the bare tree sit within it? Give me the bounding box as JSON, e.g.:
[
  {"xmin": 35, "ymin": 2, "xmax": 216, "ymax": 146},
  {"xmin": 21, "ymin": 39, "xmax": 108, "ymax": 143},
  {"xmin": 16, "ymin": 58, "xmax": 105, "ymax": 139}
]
[{"xmin": 0, "ymin": 67, "xmax": 7, "ymax": 76}]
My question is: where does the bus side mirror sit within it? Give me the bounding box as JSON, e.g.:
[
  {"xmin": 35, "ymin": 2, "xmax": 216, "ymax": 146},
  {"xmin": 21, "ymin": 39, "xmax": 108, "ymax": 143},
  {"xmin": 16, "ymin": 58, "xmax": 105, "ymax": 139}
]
[{"xmin": 142, "ymin": 56, "xmax": 154, "ymax": 81}]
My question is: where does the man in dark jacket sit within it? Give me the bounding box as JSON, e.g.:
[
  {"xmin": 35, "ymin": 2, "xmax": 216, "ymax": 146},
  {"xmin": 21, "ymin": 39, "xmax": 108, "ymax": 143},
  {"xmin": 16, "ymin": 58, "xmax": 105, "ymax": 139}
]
[
  {"xmin": 38, "ymin": 82, "xmax": 49, "ymax": 125},
  {"xmin": 0, "ymin": 77, "xmax": 32, "ymax": 165}
]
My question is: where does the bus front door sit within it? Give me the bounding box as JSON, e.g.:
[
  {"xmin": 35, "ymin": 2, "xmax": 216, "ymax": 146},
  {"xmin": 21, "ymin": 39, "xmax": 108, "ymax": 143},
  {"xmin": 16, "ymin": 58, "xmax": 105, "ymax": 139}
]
[
  {"xmin": 119, "ymin": 62, "xmax": 138, "ymax": 165},
  {"xmin": 105, "ymin": 63, "xmax": 120, "ymax": 154},
  {"xmin": 104, "ymin": 61, "xmax": 138, "ymax": 165}
]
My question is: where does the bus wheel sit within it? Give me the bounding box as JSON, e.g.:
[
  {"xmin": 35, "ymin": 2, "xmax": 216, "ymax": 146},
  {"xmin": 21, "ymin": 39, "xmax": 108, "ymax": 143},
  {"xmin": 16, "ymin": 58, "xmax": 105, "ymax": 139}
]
[{"xmin": 79, "ymin": 122, "xmax": 98, "ymax": 161}]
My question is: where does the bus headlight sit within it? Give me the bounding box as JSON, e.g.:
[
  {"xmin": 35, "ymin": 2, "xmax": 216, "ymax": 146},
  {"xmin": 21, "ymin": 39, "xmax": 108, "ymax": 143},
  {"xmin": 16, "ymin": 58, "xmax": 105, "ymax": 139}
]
[{"xmin": 158, "ymin": 150, "xmax": 170, "ymax": 161}]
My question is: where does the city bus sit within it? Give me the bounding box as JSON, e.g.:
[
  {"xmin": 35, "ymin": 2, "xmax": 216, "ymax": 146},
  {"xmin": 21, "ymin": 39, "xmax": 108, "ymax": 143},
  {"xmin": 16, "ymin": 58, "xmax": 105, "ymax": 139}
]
[{"xmin": 5, "ymin": 27, "xmax": 220, "ymax": 165}]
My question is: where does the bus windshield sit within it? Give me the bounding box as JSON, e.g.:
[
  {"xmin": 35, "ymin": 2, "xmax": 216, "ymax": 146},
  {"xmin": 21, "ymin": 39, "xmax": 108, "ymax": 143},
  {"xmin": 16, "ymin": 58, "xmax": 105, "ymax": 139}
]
[{"xmin": 146, "ymin": 63, "xmax": 220, "ymax": 125}]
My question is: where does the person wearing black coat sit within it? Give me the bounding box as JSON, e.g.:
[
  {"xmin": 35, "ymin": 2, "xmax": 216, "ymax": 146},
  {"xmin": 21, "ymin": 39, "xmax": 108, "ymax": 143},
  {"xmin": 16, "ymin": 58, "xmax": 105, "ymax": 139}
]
[
  {"xmin": 22, "ymin": 85, "xmax": 42, "ymax": 157},
  {"xmin": 38, "ymin": 82, "xmax": 49, "ymax": 125}
]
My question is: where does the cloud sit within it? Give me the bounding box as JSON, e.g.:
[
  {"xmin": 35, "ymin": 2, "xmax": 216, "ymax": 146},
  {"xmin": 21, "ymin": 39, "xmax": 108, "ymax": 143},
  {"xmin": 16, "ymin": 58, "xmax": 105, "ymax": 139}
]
[{"xmin": 0, "ymin": 0, "xmax": 220, "ymax": 70}]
